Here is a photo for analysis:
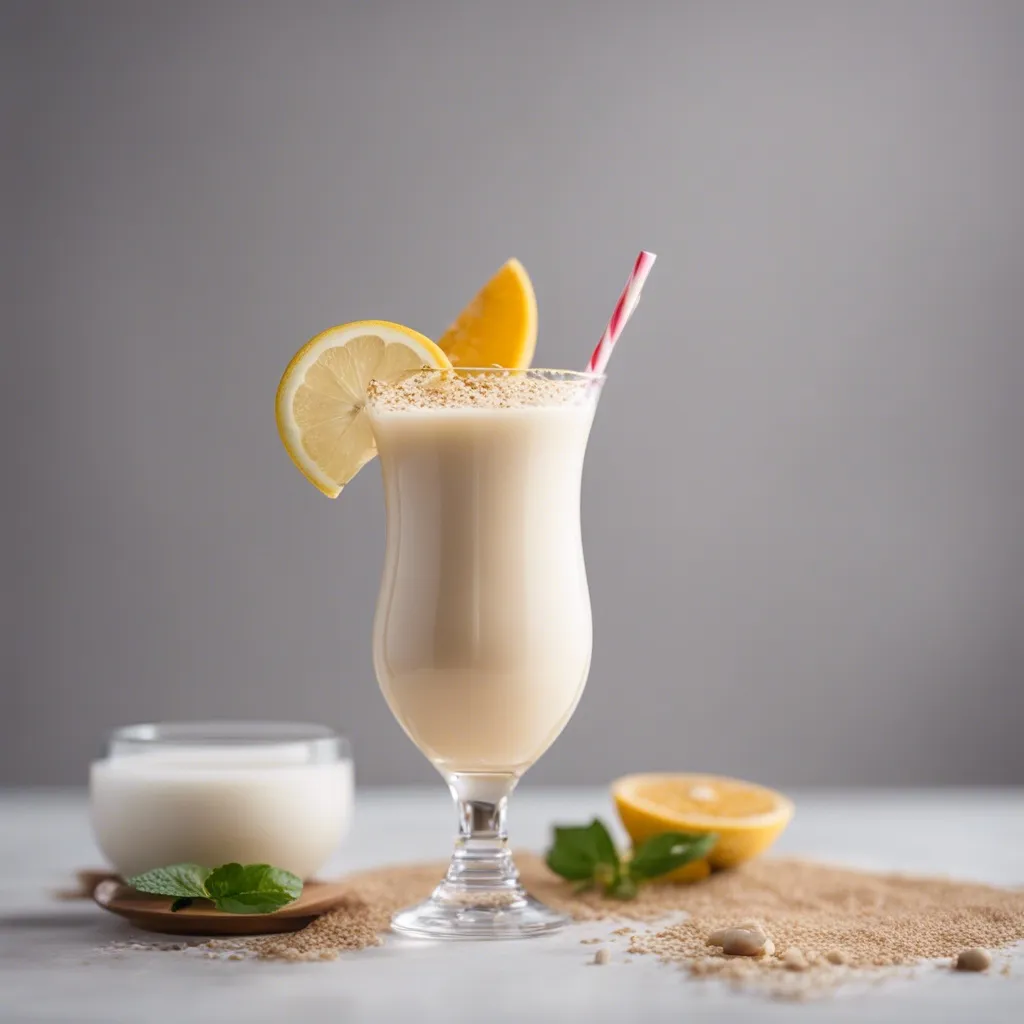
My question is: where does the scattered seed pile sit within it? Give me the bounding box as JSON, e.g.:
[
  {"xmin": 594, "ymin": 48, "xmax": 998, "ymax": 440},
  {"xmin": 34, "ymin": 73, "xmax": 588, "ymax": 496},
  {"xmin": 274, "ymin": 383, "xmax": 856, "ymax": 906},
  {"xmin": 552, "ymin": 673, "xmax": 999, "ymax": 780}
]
[
  {"xmin": 609, "ymin": 857, "xmax": 1024, "ymax": 999},
  {"xmin": 84, "ymin": 855, "xmax": 1024, "ymax": 998},
  {"xmin": 249, "ymin": 863, "xmax": 445, "ymax": 961}
]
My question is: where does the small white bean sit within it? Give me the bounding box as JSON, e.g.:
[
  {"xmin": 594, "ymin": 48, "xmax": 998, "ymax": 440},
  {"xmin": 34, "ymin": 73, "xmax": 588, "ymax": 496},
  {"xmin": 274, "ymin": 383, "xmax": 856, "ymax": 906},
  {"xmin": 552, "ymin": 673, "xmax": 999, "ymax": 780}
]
[
  {"xmin": 783, "ymin": 947, "xmax": 808, "ymax": 971},
  {"xmin": 955, "ymin": 948, "xmax": 991, "ymax": 972},
  {"xmin": 708, "ymin": 922, "xmax": 767, "ymax": 947},
  {"xmin": 719, "ymin": 928, "xmax": 767, "ymax": 957}
]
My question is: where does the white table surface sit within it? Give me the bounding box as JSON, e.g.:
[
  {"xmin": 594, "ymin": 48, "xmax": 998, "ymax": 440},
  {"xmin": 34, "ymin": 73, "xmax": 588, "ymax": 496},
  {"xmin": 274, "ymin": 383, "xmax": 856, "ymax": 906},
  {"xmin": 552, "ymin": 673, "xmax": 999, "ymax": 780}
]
[{"xmin": 1, "ymin": 787, "xmax": 1022, "ymax": 1023}]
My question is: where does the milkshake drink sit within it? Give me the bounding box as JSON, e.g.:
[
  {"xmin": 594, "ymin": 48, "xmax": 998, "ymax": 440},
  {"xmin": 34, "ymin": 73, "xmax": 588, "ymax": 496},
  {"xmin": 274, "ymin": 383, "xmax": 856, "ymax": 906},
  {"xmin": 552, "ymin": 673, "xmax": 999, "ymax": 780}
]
[{"xmin": 369, "ymin": 372, "xmax": 598, "ymax": 775}]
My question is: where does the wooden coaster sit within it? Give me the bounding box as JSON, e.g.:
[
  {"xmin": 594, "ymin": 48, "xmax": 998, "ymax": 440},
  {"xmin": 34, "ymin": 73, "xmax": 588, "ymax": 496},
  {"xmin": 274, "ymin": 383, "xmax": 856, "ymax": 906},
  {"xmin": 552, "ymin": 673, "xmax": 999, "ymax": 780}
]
[{"xmin": 93, "ymin": 878, "xmax": 353, "ymax": 936}]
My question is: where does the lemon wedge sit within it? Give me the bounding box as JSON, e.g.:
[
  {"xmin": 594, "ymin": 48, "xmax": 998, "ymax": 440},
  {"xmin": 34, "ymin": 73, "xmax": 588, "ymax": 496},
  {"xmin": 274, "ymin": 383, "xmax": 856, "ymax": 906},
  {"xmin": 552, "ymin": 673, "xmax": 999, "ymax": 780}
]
[
  {"xmin": 276, "ymin": 320, "xmax": 450, "ymax": 497},
  {"xmin": 438, "ymin": 258, "xmax": 537, "ymax": 368},
  {"xmin": 613, "ymin": 774, "xmax": 794, "ymax": 870}
]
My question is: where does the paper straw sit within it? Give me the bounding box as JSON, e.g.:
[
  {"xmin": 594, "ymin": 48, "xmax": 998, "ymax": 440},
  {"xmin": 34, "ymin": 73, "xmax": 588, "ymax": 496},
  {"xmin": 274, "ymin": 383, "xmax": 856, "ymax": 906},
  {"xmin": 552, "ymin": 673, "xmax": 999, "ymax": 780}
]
[{"xmin": 586, "ymin": 250, "xmax": 657, "ymax": 374}]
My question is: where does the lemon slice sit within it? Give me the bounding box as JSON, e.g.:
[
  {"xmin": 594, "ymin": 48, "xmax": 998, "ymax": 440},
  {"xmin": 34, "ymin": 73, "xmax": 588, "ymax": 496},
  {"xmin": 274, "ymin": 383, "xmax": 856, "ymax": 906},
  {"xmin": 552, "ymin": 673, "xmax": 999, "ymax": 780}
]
[
  {"xmin": 612, "ymin": 774, "xmax": 794, "ymax": 870},
  {"xmin": 438, "ymin": 258, "xmax": 537, "ymax": 368},
  {"xmin": 276, "ymin": 320, "xmax": 450, "ymax": 497}
]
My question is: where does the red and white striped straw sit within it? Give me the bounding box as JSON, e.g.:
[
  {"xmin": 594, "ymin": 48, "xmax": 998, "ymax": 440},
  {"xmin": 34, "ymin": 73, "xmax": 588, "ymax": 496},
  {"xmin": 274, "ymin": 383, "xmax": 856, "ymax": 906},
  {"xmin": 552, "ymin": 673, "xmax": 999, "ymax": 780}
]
[{"xmin": 586, "ymin": 250, "xmax": 657, "ymax": 374}]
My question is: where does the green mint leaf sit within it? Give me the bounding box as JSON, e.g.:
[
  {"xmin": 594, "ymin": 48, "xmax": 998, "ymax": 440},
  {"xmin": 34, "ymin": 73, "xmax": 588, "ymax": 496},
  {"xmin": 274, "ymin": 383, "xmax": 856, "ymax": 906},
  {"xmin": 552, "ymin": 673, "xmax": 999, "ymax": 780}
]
[
  {"xmin": 628, "ymin": 831, "xmax": 718, "ymax": 881},
  {"xmin": 546, "ymin": 824, "xmax": 604, "ymax": 881},
  {"xmin": 205, "ymin": 863, "xmax": 303, "ymax": 902},
  {"xmin": 211, "ymin": 890, "xmax": 298, "ymax": 914},
  {"xmin": 170, "ymin": 897, "xmax": 194, "ymax": 912},
  {"xmin": 127, "ymin": 864, "xmax": 211, "ymax": 899},
  {"xmin": 586, "ymin": 819, "xmax": 620, "ymax": 869},
  {"xmin": 205, "ymin": 863, "xmax": 302, "ymax": 915},
  {"xmin": 587, "ymin": 819, "xmax": 623, "ymax": 892},
  {"xmin": 547, "ymin": 819, "xmax": 622, "ymax": 889}
]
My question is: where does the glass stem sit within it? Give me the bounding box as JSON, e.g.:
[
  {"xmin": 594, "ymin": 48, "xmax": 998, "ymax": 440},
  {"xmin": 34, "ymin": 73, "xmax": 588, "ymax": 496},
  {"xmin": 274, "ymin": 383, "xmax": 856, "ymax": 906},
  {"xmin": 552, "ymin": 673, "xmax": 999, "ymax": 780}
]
[{"xmin": 441, "ymin": 773, "xmax": 522, "ymax": 895}]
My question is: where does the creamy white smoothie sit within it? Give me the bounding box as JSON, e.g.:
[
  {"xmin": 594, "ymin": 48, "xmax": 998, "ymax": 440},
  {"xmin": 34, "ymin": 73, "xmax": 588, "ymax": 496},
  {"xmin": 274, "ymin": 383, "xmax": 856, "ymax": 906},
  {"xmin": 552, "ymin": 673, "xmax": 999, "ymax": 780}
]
[
  {"xmin": 368, "ymin": 372, "xmax": 600, "ymax": 775},
  {"xmin": 90, "ymin": 731, "xmax": 352, "ymax": 879}
]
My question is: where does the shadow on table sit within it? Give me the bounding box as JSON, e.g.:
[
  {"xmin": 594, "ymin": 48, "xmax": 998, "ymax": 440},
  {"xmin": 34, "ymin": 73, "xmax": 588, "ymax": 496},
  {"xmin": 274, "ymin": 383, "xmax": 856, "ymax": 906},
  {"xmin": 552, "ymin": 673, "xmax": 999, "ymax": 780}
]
[{"xmin": 0, "ymin": 912, "xmax": 102, "ymax": 930}]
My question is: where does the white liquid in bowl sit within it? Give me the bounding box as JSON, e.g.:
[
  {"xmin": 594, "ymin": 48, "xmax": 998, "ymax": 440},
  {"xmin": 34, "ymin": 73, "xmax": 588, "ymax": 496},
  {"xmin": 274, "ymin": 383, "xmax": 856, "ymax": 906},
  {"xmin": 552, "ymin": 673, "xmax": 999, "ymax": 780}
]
[{"xmin": 90, "ymin": 745, "xmax": 353, "ymax": 880}]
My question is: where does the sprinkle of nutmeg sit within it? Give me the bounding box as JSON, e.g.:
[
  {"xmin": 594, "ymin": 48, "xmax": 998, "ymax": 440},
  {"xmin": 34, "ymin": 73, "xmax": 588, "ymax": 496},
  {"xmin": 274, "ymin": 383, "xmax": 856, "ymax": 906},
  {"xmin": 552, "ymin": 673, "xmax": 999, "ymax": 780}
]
[{"xmin": 368, "ymin": 371, "xmax": 592, "ymax": 412}]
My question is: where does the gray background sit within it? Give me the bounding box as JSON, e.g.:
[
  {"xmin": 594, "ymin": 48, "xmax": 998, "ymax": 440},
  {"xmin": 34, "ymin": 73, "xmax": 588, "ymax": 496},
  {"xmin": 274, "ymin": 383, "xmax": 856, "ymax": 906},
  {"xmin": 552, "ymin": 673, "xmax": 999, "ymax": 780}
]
[{"xmin": 4, "ymin": 0, "xmax": 1023, "ymax": 787}]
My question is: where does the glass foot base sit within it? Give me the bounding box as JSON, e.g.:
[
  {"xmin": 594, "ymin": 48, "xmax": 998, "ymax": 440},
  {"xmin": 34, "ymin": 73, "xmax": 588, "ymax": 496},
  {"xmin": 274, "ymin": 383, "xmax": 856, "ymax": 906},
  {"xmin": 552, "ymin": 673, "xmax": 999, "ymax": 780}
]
[
  {"xmin": 391, "ymin": 887, "xmax": 568, "ymax": 940},
  {"xmin": 392, "ymin": 772, "xmax": 566, "ymax": 939}
]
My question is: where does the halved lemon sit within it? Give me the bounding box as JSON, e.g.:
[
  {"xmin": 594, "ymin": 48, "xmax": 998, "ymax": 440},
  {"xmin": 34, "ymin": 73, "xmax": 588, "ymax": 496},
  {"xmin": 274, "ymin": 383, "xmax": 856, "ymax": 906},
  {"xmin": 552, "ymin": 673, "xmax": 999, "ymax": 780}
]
[
  {"xmin": 613, "ymin": 774, "xmax": 794, "ymax": 870},
  {"xmin": 276, "ymin": 320, "xmax": 450, "ymax": 497},
  {"xmin": 438, "ymin": 258, "xmax": 537, "ymax": 368}
]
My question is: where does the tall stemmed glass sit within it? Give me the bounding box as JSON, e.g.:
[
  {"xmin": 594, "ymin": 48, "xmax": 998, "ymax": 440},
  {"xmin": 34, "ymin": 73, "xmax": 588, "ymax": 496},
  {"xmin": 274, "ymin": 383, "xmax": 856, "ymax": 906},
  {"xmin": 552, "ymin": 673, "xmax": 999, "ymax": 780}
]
[{"xmin": 367, "ymin": 368, "xmax": 603, "ymax": 938}]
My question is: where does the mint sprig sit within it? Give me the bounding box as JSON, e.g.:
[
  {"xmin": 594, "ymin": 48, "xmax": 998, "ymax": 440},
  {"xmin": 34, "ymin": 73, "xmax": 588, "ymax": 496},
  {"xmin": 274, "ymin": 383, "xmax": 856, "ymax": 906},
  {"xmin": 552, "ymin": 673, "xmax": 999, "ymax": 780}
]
[
  {"xmin": 545, "ymin": 818, "xmax": 716, "ymax": 899},
  {"xmin": 127, "ymin": 862, "xmax": 302, "ymax": 914}
]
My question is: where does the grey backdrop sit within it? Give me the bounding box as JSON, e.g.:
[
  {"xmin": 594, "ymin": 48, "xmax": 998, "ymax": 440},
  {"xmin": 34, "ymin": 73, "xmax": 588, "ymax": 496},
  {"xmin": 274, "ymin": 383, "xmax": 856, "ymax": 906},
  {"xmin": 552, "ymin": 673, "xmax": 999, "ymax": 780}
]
[{"xmin": 5, "ymin": 0, "xmax": 1024, "ymax": 787}]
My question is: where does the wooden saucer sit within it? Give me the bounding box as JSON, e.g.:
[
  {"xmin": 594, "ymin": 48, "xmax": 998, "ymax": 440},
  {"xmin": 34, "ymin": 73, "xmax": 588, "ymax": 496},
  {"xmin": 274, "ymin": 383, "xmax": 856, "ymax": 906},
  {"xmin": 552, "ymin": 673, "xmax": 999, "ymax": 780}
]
[{"xmin": 93, "ymin": 878, "xmax": 353, "ymax": 936}]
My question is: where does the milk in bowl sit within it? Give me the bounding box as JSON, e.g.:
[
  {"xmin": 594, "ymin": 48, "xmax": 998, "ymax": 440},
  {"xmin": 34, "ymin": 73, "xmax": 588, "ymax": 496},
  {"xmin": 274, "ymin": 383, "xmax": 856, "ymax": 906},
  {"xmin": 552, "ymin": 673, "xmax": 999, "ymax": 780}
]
[{"xmin": 89, "ymin": 722, "xmax": 352, "ymax": 879}]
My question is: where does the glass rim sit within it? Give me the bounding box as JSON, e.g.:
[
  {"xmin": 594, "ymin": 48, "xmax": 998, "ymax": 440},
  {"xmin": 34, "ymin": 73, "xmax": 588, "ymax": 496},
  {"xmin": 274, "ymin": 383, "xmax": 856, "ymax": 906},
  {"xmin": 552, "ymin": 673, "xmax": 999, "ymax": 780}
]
[
  {"xmin": 104, "ymin": 721, "xmax": 349, "ymax": 761},
  {"xmin": 366, "ymin": 367, "xmax": 605, "ymax": 408},
  {"xmin": 396, "ymin": 367, "xmax": 605, "ymax": 381}
]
